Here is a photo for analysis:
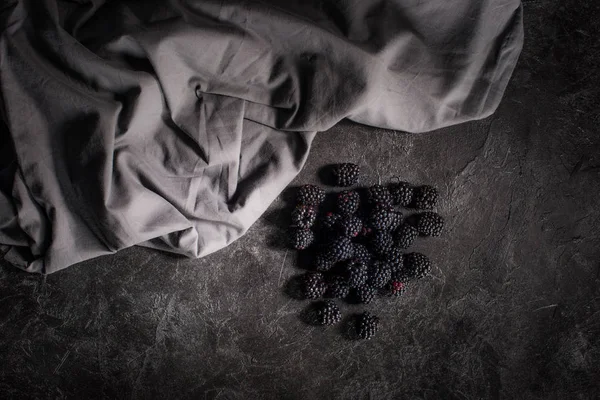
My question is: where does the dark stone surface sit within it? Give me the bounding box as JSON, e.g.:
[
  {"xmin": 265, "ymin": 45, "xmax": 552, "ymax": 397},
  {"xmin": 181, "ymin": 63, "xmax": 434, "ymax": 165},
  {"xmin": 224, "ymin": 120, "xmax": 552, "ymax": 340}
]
[{"xmin": 1, "ymin": 1, "xmax": 600, "ymax": 398}]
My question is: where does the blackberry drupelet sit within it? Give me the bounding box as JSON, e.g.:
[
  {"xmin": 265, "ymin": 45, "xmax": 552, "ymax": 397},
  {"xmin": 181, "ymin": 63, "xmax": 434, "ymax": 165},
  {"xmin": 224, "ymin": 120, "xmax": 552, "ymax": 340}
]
[
  {"xmin": 369, "ymin": 231, "xmax": 394, "ymax": 256},
  {"xmin": 315, "ymin": 300, "xmax": 342, "ymax": 325},
  {"xmin": 321, "ymin": 212, "xmax": 340, "ymax": 230},
  {"xmin": 367, "ymin": 205, "xmax": 395, "ymax": 230},
  {"xmin": 297, "ymin": 184, "xmax": 325, "ymax": 206},
  {"xmin": 336, "ymin": 215, "xmax": 363, "ymax": 237},
  {"xmin": 366, "ymin": 184, "xmax": 393, "ymax": 206},
  {"xmin": 404, "ymin": 252, "xmax": 432, "ymax": 279},
  {"xmin": 352, "ymin": 243, "xmax": 372, "ymax": 265},
  {"xmin": 332, "ymin": 163, "xmax": 360, "ymax": 187},
  {"xmin": 367, "ymin": 260, "xmax": 392, "ymax": 288},
  {"xmin": 288, "ymin": 228, "xmax": 314, "ymax": 250},
  {"xmin": 353, "ymin": 285, "xmax": 376, "ymax": 304},
  {"xmin": 356, "ymin": 312, "xmax": 379, "ymax": 340},
  {"xmin": 302, "ymin": 272, "xmax": 327, "ymax": 299},
  {"xmin": 416, "ymin": 212, "xmax": 444, "ymax": 237},
  {"xmin": 389, "ymin": 181, "xmax": 413, "ymax": 206},
  {"xmin": 325, "ymin": 276, "xmax": 350, "ymax": 299},
  {"xmin": 413, "ymin": 185, "xmax": 438, "ymax": 210},
  {"xmin": 336, "ymin": 190, "xmax": 360, "ymax": 215},
  {"xmin": 323, "ymin": 236, "xmax": 354, "ymax": 262},
  {"xmin": 314, "ymin": 253, "xmax": 335, "ymax": 272},
  {"xmin": 394, "ymin": 224, "xmax": 418, "ymax": 249},
  {"xmin": 344, "ymin": 259, "xmax": 369, "ymax": 287},
  {"xmin": 386, "ymin": 280, "xmax": 409, "ymax": 297},
  {"xmin": 291, "ymin": 204, "xmax": 317, "ymax": 229}
]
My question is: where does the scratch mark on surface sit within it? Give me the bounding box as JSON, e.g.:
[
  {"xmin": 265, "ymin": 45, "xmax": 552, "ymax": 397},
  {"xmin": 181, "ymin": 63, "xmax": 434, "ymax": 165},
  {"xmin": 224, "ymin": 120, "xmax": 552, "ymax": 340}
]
[
  {"xmin": 54, "ymin": 350, "xmax": 70, "ymax": 374},
  {"xmin": 277, "ymin": 250, "xmax": 288, "ymax": 286},
  {"xmin": 533, "ymin": 304, "xmax": 558, "ymax": 312}
]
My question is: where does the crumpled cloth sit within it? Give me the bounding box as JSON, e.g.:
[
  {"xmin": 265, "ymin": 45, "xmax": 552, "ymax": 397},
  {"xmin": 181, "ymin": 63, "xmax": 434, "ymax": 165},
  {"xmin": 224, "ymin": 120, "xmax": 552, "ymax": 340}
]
[{"xmin": 0, "ymin": 0, "xmax": 523, "ymax": 273}]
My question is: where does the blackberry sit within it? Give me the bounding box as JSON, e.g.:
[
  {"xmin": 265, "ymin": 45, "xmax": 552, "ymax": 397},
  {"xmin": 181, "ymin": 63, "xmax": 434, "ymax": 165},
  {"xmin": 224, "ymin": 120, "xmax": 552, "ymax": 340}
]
[
  {"xmin": 416, "ymin": 212, "xmax": 444, "ymax": 237},
  {"xmin": 315, "ymin": 300, "xmax": 342, "ymax": 325},
  {"xmin": 288, "ymin": 229, "xmax": 314, "ymax": 250},
  {"xmin": 332, "ymin": 163, "xmax": 360, "ymax": 187},
  {"xmin": 389, "ymin": 181, "xmax": 413, "ymax": 206},
  {"xmin": 367, "ymin": 260, "xmax": 392, "ymax": 288},
  {"xmin": 413, "ymin": 185, "xmax": 438, "ymax": 210},
  {"xmin": 302, "ymin": 272, "xmax": 327, "ymax": 299},
  {"xmin": 366, "ymin": 184, "xmax": 393, "ymax": 206},
  {"xmin": 369, "ymin": 231, "xmax": 394, "ymax": 256},
  {"xmin": 314, "ymin": 253, "xmax": 335, "ymax": 272},
  {"xmin": 389, "ymin": 211, "xmax": 403, "ymax": 231},
  {"xmin": 344, "ymin": 259, "xmax": 369, "ymax": 287},
  {"xmin": 404, "ymin": 252, "xmax": 432, "ymax": 279},
  {"xmin": 325, "ymin": 276, "xmax": 350, "ymax": 299},
  {"xmin": 297, "ymin": 184, "xmax": 325, "ymax": 206},
  {"xmin": 394, "ymin": 224, "xmax": 418, "ymax": 249},
  {"xmin": 336, "ymin": 190, "xmax": 360, "ymax": 215},
  {"xmin": 323, "ymin": 237, "xmax": 354, "ymax": 262},
  {"xmin": 336, "ymin": 215, "xmax": 363, "ymax": 238},
  {"xmin": 356, "ymin": 312, "xmax": 379, "ymax": 340},
  {"xmin": 291, "ymin": 205, "xmax": 317, "ymax": 229},
  {"xmin": 321, "ymin": 212, "xmax": 340, "ymax": 230},
  {"xmin": 367, "ymin": 205, "xmax": 395, "ymax": 230},
  {"xmin": 352, "ymin": 243, "xmax": 372, "ymax": 265},
  {"xmin": 385, "ymin": 280, "xmax": 409, "ymax": 297},
  {"xmin": 352, "ymin": 285, "xmax": 376, "ymax": 304}
]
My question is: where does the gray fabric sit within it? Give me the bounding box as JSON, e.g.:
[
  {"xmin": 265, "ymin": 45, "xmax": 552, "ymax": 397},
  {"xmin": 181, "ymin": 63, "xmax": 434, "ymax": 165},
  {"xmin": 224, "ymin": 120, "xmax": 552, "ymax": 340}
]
[{"xmin": 0, "ymin": 0, "xmax": 523, "ymax": 274}]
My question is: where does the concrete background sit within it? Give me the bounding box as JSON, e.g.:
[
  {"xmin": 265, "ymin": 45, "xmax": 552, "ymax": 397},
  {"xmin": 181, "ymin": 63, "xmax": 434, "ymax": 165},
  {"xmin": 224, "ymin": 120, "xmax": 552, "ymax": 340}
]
[{"xmin": 1, "ymin": 0, "xmax": 599, "ymax": 398}]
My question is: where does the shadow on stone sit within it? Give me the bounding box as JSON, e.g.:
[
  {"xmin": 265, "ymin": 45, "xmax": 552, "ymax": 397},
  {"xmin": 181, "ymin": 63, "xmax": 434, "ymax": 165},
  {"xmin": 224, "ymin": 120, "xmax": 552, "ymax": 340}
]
[
  {"xmin": 284, "ymin": 274, "xmax": 306, "ymax": 300},
  {"xmin": 318, "ymin": 164, "xmax": 337, "ymax": 186},
  {"xmin": 339, "ymin": 314, "xmax": 359, "ymax": 340}
]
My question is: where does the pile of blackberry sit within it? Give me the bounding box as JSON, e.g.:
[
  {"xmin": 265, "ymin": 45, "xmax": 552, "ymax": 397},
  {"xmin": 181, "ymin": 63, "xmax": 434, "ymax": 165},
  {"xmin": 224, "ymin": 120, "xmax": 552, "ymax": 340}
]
[{"xmin": 287, "ymin": 163, "xmax": 444, "ymax": 340}]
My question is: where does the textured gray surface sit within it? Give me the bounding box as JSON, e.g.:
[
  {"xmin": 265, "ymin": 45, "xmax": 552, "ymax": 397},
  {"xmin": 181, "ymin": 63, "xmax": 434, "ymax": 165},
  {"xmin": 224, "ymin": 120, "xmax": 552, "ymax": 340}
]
[{"xmin": 1, "ymin": 1, "xmax": 599, "ymax": 399}]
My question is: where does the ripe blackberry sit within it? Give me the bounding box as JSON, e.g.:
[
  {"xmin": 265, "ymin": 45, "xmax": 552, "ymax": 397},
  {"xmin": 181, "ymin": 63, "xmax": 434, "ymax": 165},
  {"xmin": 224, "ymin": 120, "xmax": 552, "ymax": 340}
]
[
  {"xmin": 416, "ymin": 212, "xmax": 444, "ymax": 237},
  {"xmin": 336, "ymin": 190, "xmax": 360, "ymax": 215},
  {"xmin": 291, "ymin": 205, "xmax": 317, "ymax": 229},
  {"xmin": 389, "ymin": 181, "xmax": 413, "ymax": 206},
  {"xmin": 356, "ymin": 312, "xmax": 379, "ymax": 340},
  {"xmin": 352, "ymin": 243, "xmax": 372, "ymax": 265},
  {"xmin": 325, "ymin": 276, "xmax": 350, "ymax": 299},
  {"xmin": 297, "ymin": 184, "xmax": 325, "ymax": 206},
  {"xmin": 366, "ymin": 184, "xmax": 393, "ymax": 206},
  {"xmin": 413, "ymin": 185, "xmax": 438, "ymax": 210},
  {"xmin": 336, "ymin": 215, "xmax": 363, "ymax": 238},
  {"xmin": 315, "ymin": 300, "xmax": 342, "ymax": 325},
  {"xmin": 389, "ymin": 211, "xmax": 403, "ymax": 231},
  {"xmin": 404, "ymin": 252, "xmax": 432, "ymax": 279},
  {"xmin": 352, "ymin": 285, "xmax": 376, "ymax": 304},
  {"xmin": 394, "ymin": 224, "xmax": 418, "ymax": 249},
  {"xmin": 385, "ymin": 280, "xmax": 409, "ymax": 297},
  {"xmin": 367, "ymin": 260, "xmax": 392, "ymax": 288},
  {"xmin": 332, "ymin": 163, "xmax": 360, "ymax": 187},
  {"xmin": 344, "ymin": 259, "xmax": 369, "ymax": 287},
  {"xmin": 302, "ymin": 272, "xmax": 327, "ymax": 299},
  {"xmin": 367, "ymin": 205, "xmax": 394, "ymax": 230},
  {"xmin": 288, "ymin": 229, "xmax": 314, "ymax": 250},
  {"xmin": 314, "ymin": 253, "xmax": 335, "ymax": 272},
  {"xmin": 321, "ymin": 212, "xmax": 340, "ymax": 230},
  {"xmin": 369, "ymin": 231, "xmax": 394, "ymax": 256},
  {"xmin": 323, "ymin": 237, "xmax": 354, "ymax": 262}
]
